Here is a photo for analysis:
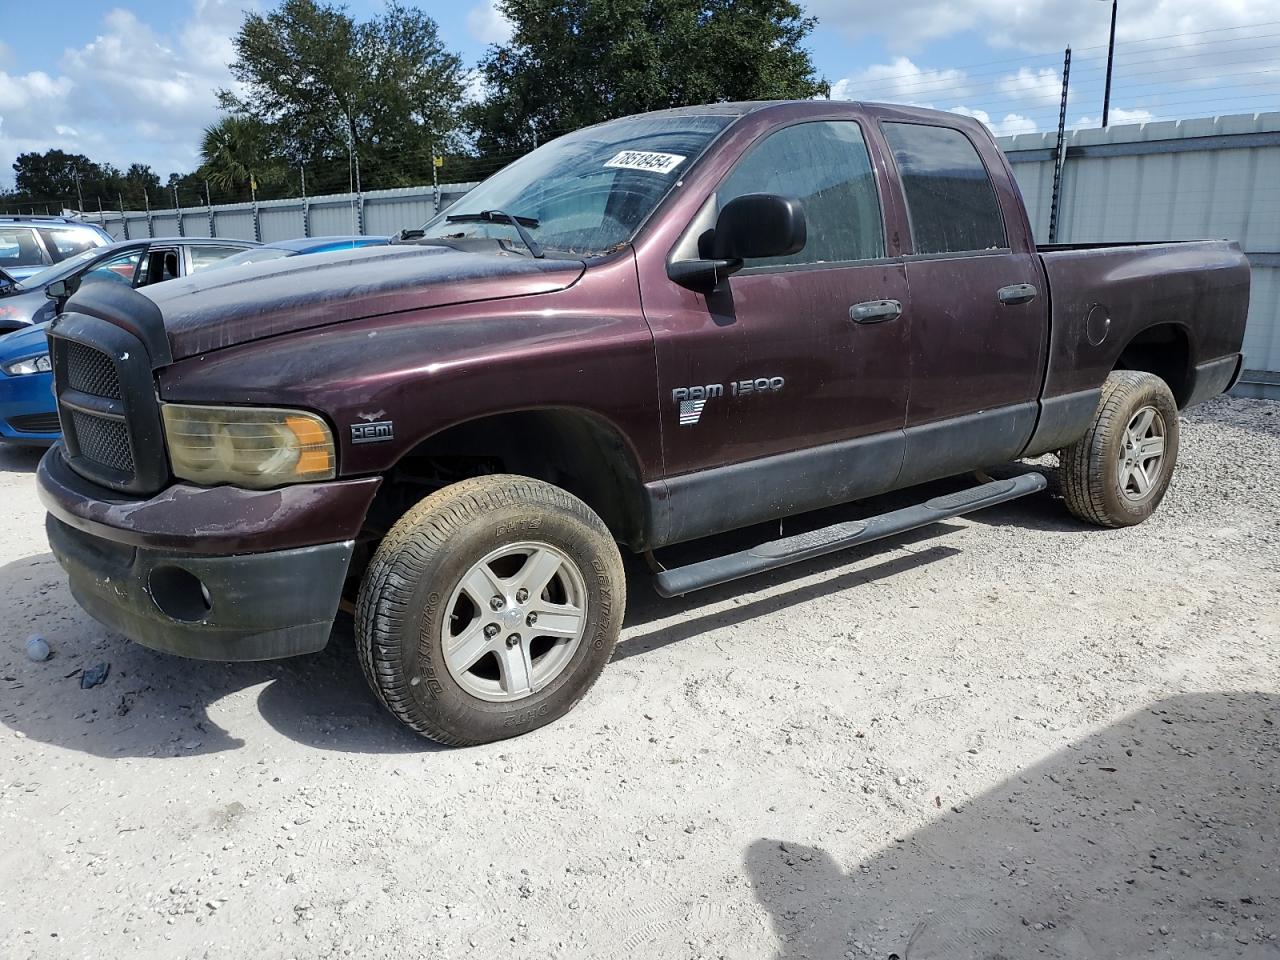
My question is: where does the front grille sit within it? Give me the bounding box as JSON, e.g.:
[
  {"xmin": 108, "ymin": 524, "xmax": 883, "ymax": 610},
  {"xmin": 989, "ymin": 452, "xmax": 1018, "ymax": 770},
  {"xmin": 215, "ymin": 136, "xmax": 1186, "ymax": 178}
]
[
  {"xmin": 49, "ymin": 310, "xmax": 169, "ymax": 494},
  {"xmin": 7, "ymin": 412, "xmax": 62, "ymax": 433},
  {"xmin": 64, "ymin": 340, "xmax": 122, "ymax": 399},
  {"xmin": 69, "ymin": 410, "xmax": 134, "ymax": 472}
]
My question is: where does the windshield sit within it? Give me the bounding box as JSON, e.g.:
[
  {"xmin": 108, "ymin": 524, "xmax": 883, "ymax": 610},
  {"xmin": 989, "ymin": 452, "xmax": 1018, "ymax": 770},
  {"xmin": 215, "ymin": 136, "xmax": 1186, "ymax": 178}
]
[
  {"xmin": 205, "ymin": 247, "xmax": 294, "ymax": 269},
  {"xmin": 421, "ymin": 114, "xmax": 733, "ymax": 255},
  {"xmin": 18, "ymin": 246, "xmax": 107, "ymax": 290}
]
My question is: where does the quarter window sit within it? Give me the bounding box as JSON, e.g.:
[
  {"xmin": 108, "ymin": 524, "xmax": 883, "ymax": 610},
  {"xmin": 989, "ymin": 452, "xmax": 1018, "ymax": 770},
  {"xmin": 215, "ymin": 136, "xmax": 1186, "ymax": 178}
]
[
  {"xmin": 717, "ymin": 120, "xmax": 884, "ymax": 268},
  {"xmin": 883, "ymin": 122, "xmax": 1007, "ymax": 255}
]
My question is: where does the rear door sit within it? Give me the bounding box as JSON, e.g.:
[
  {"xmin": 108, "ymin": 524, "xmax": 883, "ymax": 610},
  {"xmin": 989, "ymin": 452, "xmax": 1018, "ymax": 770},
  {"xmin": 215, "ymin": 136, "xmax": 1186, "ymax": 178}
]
[
  {"xmin": 879, "ymin": 119, "xmax": 1048, "ymax": 486},
  {"xmin": 642, "ymin": 117, "xmax": 912, "ymax": 543}
]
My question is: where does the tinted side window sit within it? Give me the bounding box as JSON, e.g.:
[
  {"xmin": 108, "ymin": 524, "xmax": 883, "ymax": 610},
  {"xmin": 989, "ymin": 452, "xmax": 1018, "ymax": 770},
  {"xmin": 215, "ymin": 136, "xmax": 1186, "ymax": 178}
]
[
  {"xmin": 39, "ymin": 227, "xmax": 100, "ymax": 262},
  {"xmin": 883, "ymin": 123, "xmax": 1007, "ymax": 255},
  {"xmin": 718, "ymin": 120, "xmax": 884, "ymax": 268},
  {"xmin": 0, "ymin": 227, "xmax": 46, "ymax": 268}
]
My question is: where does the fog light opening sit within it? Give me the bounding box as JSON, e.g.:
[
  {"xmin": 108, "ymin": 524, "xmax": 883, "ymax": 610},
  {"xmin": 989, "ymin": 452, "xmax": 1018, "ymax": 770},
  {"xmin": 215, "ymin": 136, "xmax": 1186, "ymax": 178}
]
[{"xmin": 149, "ymin": 566, "xmax": 212, "ymax": 623}]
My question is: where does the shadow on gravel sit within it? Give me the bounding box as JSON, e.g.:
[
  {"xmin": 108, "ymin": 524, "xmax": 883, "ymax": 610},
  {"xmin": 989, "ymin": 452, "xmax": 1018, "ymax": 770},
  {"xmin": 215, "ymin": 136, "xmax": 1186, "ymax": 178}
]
[
  {"xmin": 0, "ymin": 443, "xmax": 45, "ymax": 474},
  {"xmin": 746, "ymin": 691, "xmax": 1280, "ymax": 959},
  {"xmin": 0, "ymin": 553, "xmax": 428, "ymax": 757}
]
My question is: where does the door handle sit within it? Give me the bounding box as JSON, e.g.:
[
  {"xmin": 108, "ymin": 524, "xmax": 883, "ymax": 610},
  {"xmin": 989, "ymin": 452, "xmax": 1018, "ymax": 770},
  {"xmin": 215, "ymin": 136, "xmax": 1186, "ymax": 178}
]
[
  {"xmin": 997, "ymin": 283, "xmax": 1038, "ymax": 306},
  {"xmin": 849, "ymin": 299, "xmax": 903, "ymax": 324}
]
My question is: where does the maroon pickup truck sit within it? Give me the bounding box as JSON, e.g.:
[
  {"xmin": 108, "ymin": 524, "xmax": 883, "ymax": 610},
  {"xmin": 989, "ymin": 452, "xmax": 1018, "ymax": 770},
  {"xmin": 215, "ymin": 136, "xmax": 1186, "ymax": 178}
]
[{"xmin": 38, "ymin": 101, "xmax": 1249, "ymax": 745}]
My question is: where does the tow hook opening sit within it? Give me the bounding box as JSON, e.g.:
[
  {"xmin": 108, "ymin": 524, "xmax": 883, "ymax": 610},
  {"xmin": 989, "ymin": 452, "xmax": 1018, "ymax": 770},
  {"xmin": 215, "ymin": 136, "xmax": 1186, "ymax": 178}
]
[{"xmin": 149, "ymin": 565, "xmax": 213, "ymax": 623}]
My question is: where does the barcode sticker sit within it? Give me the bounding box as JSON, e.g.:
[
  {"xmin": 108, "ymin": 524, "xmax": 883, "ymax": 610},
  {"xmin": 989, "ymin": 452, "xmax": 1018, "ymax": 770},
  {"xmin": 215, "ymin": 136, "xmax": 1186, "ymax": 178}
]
[{"xmin": 603, "ymin": 150, "xmax": 686, "ymax": 174}]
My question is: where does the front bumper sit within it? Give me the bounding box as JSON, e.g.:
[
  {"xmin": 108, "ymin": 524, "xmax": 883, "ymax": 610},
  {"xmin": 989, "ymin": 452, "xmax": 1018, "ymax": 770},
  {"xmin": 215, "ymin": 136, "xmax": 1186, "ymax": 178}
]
[
  {"xmin": 0, "ymin": 370, "xmax": 59, "ymax": 445},
  {"xmin": 38, "ymin": 446, "xmax": 381, "ymax": 661},
  {"xmin": 47, "ymin": 515, "xmax": 353, "ymax": 660}
]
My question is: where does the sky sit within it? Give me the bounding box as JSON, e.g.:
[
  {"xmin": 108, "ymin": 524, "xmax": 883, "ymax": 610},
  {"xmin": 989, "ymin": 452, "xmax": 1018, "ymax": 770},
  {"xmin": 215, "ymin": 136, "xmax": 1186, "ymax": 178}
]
[{"xmin": 0, "ymin": 0, "xmax": 1277, "ymax": 191}]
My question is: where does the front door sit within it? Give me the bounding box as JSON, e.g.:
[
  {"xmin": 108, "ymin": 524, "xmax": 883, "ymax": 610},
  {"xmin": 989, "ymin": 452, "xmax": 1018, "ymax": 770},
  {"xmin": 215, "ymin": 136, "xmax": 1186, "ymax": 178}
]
[{"xmin": 642, "ymin": 117, "xmax": 912, "ymax": 545}]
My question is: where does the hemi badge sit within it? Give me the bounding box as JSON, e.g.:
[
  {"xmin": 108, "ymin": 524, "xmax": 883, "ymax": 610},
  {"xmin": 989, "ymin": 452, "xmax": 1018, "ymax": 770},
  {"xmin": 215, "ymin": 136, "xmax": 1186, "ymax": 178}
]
[{"xmin": 351, "ymin": 421, "xmax": 394, "ymax": 444}]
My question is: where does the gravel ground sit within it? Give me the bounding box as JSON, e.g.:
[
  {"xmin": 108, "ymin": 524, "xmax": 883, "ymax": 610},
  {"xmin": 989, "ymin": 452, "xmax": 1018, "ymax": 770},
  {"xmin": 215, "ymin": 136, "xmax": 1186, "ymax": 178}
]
[{"xmin": 1, "ymin": 395, "xmax": 1278, "ymax": 960}]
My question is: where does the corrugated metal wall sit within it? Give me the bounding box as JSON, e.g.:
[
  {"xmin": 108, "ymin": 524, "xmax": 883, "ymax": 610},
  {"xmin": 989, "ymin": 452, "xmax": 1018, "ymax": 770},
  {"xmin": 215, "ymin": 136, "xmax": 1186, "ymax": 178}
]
[
  {"xmin": 998, "ymin": 112, "xmax": 1280, "ymax": 396},
  {"xmin": 82, "ymin": 183, "xmax": 478, "ymax": 246}
]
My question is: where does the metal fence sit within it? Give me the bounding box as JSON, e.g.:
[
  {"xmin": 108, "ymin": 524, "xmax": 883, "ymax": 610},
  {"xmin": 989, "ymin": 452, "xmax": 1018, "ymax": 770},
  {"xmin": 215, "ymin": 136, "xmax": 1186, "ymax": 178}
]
[
  {"xmin": 80, "ymin": 182, "xmax": 479, "ymax": 245},
  {"xmin": 998, "ymin": 111, "xmax": 1280, "ymax": 399}
]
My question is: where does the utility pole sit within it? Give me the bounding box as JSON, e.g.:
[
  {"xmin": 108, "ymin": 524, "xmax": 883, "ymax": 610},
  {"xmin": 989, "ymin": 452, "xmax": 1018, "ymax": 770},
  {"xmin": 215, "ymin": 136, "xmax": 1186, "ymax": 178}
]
[
  {"xmin": 73, "ymin": 172, "xmax": 84, "ymax": 213},
  {"xmin": 1101, "ymin": 0, "xmax": 1118, "ymax": 127},
  {"xmin": 1049, "ymin": 47, "xmax": 1072, "ymax": 244}
]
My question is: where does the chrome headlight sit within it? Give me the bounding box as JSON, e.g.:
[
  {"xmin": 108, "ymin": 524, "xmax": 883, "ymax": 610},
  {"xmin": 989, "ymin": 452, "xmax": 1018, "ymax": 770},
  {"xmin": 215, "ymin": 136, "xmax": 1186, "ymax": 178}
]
[
  {"xmin": 2, "ymin": 353, "xmax": 51, "ymax": 376},
  {"xmin": 160, "ymin": 404, "xmax": 336, "ymax": 489}
]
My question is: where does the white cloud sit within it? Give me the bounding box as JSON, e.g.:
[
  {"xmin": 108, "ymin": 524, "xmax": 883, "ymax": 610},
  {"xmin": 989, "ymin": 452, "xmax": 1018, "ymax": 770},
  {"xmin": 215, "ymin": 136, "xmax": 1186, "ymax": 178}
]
[
  {"xmin": 951, "ymin": 106, "xmax": 1039, "ymax": 138},
  {"xmin": 467, "ymin": 1, "xmax": 513, "ymax": 46},
  {"xmin": 0, "ymin": 1, "xmax": 257, "ymax": 190},
  {"xmin": 1074, "ymin": 107, "xmax": 1157, "ymax": 127},
  {"xmin": 998, "ymin": 68, "xmax": 1062, "ymax": 110},
  {"xmin": 829, "ymin": 58, "xmax": 1042, "ymax": 135},
  {"xmin": 829, "ymin": 57, "xmax": 971, "ymax": 105}
]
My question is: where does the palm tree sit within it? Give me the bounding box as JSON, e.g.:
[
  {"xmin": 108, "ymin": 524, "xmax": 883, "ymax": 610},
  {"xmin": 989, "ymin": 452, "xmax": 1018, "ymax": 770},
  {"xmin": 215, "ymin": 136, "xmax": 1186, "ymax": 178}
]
[{"xmin": 200, "ymin": 116, "xmax": 279, "ymax": 197}]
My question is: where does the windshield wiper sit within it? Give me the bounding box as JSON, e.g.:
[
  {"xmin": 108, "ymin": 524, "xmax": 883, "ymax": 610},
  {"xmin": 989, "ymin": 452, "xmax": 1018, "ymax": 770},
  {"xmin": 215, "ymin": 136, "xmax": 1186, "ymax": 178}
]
[{"xmin": 445, "ymin": 209, "xmax": 544, "ymax": 259}]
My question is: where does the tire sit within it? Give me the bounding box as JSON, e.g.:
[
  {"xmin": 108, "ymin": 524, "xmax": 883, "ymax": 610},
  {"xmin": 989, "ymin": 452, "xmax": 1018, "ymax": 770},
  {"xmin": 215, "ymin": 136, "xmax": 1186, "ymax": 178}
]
[
  {"xmin": 1059, "ymin": 370, "xmax": 1180, "ymax": 528},
  {"xmin": 355, "ymin": 475, "xmax": 625, "ymax": 746}
]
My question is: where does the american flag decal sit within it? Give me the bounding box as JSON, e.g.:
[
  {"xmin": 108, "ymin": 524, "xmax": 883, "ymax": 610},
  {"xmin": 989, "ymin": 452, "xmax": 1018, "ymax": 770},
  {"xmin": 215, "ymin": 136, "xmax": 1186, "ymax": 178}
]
[{"xmin": 679, "ymin": 399, "xmax": 707, "ymax": 426}]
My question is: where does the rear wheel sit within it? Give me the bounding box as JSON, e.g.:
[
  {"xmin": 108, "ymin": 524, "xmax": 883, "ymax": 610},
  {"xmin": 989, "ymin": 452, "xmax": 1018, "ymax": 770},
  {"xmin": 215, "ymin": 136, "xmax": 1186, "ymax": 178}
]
[
  {"xmin": 1059, "ymin": 370, "xmax": 1180, "ymax": 527},
  {"xmin": 355, "ymin": 475, "xmax": 625, "ymax": 745}
]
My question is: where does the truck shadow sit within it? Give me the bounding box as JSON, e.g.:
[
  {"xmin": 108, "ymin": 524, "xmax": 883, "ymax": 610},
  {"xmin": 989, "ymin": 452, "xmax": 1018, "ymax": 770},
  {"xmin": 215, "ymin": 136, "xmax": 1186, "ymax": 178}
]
[
  {"xmin": 744, "ymin": 691, "xmax": 1279, "ymax": 959},
  {"xmin": 0, "ymin": 551, "xmax": 428, "ymax": 757},
  {"xmin": 0, "ymin": 469, "xmax": 1072, "ymax": 758}
]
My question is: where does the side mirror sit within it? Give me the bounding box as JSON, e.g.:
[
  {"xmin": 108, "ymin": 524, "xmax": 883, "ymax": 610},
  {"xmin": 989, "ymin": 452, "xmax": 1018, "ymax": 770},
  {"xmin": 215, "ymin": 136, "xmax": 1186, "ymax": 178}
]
[
  {"xmin": 45, "ymin": 278, "xmax": 78, "ymax": 314},
  {"xmin": 710, "ymin": 194, "xmax": 807, "ymax": 262},
  {"xmin": 667, "ymin": 194, "xmax": 806, "ymax": 292}
]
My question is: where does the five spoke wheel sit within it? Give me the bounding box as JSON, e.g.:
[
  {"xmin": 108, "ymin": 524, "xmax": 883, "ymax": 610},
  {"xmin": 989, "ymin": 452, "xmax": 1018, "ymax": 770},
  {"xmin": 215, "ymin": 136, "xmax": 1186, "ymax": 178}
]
[
  {"xmin": 1117, "ymin": 404, "xmax": 1166, "ymax": 502},
  {"xmin": 442, "ymin": 542, "xmax": 588, "ymax": 702}
]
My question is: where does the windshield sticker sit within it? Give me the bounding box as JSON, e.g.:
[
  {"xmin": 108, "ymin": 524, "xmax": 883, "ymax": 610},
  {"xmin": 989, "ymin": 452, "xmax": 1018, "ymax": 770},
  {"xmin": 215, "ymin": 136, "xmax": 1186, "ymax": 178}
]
[{"xmin": 604, "ymin": 150, "xmax": 686, "ymax": 174}]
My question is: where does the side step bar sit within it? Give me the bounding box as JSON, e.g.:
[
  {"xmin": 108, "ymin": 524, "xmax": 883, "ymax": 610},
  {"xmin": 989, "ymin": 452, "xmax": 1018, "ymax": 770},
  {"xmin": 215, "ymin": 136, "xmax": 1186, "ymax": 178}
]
[{"xmin": 654, "ymin": 473, "xmax": 1048, "ymax": 597}]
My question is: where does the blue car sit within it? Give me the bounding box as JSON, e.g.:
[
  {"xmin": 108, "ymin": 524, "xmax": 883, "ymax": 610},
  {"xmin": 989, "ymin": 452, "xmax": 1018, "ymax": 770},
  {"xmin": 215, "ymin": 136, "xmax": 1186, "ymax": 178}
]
[
  {"xmin": 0, "ymin": 216, "xmax": 113, "ymax": 283},
  {"xmin": 0, "ymin": 321, "xmax": 59, "ymax": 444},
  {"xmin": 0, "ymin": 235, "xmax": 387, "ymax": 446},
  {"xmin": 205, "ymin": 235, "xmax": 389, "ymax": 269}
]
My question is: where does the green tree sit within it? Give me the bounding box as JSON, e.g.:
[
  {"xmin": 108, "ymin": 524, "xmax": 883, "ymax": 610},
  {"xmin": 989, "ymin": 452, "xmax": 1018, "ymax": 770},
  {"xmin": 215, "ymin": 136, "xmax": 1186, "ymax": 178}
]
[
  {"xmin": 12, "ymin": 150, "xmax": 111, "ymax": 206},
  {"xmin": 470, "ymin": 0, "xmax": 826, "ymax": 158},
  {"xmin": 219, "ymin": 0, "xmax": 465, "ymax": 188},
  {"xmin": 199, "ymin": 115, "xmax": 282, "ymax": 199}
]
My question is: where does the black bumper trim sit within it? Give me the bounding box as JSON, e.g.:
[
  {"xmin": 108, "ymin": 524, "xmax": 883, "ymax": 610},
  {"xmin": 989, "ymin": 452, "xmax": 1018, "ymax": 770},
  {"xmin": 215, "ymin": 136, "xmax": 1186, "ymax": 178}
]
[{"xmin": 46, "ymin": 515, "xmax": 354, "ymax": 661}]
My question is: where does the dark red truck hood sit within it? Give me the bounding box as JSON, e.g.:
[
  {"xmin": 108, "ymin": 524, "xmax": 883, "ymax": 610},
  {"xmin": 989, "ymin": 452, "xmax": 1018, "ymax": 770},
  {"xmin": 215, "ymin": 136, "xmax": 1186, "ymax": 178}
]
[{"xmin": 142, "ymin": 244, "xmax": 586, "ymax": 360}]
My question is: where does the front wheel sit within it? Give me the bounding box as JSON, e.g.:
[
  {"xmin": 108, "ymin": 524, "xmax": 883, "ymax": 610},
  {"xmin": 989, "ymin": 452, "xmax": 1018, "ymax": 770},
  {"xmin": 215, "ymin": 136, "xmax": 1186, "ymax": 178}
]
[
  {"xmin": 355, "ymin": 475, "xmax": 625, "ymax": 745},
  {"xmin": 1059, "ymin": 370, "xmax": 1180, "ymax": 527}
]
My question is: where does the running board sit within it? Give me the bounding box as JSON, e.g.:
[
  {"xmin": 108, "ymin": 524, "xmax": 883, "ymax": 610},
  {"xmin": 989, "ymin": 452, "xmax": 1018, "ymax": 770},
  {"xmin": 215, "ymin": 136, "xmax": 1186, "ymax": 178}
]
[{"xmin": 653, "ymin": 473, "xmax": 1048, "ymax": 597}]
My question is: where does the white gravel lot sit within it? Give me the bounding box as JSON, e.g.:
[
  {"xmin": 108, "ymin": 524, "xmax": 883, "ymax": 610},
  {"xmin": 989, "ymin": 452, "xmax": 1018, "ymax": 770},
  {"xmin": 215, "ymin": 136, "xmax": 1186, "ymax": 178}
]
[{"xmin": 1, "ymin": 395, "xmax": 1278, "ymax": 960}]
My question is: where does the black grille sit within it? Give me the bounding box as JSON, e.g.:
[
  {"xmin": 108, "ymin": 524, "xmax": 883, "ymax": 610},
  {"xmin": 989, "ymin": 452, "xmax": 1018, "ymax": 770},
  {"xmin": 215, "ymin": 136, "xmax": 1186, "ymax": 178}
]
[
  {"xmin": 64, "ymin": 341, "xmax": 121, "ymax": 399},
  {"xmin": 7, "ymin": 412, "xmax": 62, "ymax": 433},
  {"xmin": 69, "ymin": 411, "xmax": 134, "ymax": 473}
]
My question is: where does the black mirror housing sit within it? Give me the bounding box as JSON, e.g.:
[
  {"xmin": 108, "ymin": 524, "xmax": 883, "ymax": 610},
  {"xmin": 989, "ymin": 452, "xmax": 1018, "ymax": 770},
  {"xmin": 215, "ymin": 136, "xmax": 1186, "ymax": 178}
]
[
  {"xmin": 46, "ymin": 279, "xmax": 72, "ymax": 301},
  {"xmin": 711, "ymin": 194, "xmax": 806, "ymax": 262}
]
